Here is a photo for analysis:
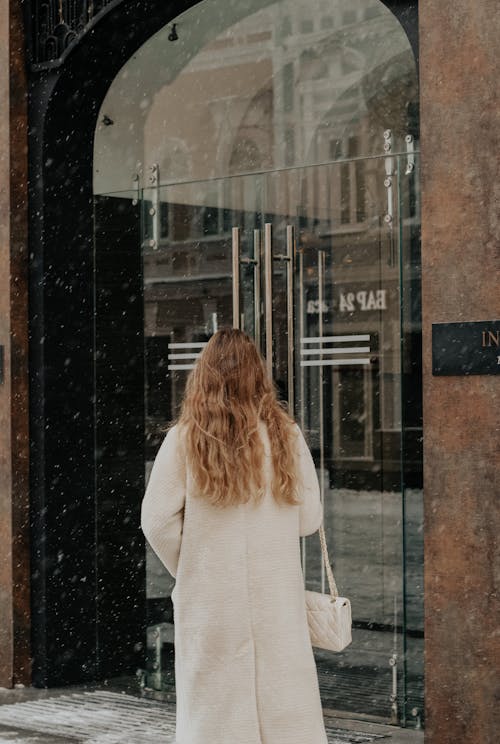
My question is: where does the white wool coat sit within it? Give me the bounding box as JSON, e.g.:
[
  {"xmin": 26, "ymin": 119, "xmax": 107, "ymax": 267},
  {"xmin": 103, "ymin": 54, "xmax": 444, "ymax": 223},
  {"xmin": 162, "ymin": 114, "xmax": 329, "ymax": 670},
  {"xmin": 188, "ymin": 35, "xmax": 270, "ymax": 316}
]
[{"xmin": 141, "ymin": 421, "xmax": 328, "ymax": 744}]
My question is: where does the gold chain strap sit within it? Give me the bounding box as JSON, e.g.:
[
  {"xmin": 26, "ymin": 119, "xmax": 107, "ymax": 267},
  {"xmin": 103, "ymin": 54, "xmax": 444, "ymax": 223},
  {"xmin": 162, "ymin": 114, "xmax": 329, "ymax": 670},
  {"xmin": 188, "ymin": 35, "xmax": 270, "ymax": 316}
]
[{"xmin": 318, "ymin": 521, "xmax": 339, "ymax": 600}]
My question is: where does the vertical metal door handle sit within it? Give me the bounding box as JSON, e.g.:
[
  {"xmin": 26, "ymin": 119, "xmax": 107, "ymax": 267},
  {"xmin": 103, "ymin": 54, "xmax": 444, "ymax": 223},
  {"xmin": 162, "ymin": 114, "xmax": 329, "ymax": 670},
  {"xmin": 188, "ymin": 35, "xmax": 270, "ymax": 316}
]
[
  {"xmin": 298, "ymin": 244, "xmax": 306, "ymax": 577},
  {"xmin": 264, "ymin": 223, "xmax": 273, "ymax": 378},
  {"xmin": 253, "ymin": 229, "xmax": 261, "ymax": 343},
  {"xmin": 232, "ymin": 227, "xmax": 240, "ymax": 329},
  {"xmin": 318, "ymin": 248, "xmax": 326, "ymax": 594},
  {"xmin": 286, "ymin": 225, "xmax": 295, "ymax": 415}
]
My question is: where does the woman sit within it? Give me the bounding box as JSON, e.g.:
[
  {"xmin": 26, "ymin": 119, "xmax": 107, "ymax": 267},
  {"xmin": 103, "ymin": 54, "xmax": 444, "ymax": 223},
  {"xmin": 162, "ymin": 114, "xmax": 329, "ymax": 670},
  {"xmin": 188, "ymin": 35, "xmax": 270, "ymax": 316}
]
[{"xmin": 141, "ymin": 327, "xmax": 328, "ymax": 744}]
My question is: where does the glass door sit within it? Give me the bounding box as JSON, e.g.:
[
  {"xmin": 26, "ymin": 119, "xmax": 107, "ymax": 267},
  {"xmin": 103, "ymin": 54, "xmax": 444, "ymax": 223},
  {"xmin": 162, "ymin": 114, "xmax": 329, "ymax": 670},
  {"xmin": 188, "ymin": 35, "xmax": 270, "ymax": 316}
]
[
  {"xmin": 138, "ymin": 150, "xmax": 422, "ymax": 724},
  {"xmin": 140, "ymin": 171, "xmax": 266, "ymax": 689},
  {"xmin": 289, "ymin": 156, "xmax": 408, "ymax": 724}
]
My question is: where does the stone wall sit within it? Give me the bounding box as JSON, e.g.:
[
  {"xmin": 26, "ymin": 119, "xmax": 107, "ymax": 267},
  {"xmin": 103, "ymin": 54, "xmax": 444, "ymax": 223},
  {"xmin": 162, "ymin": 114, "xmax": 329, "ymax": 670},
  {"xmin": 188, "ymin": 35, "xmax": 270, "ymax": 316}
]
[
  {"xmin": 0, "ymin": 0, "xmax": 30, "ymax": 687},
  {"xmin": 420, "ymin": 1, "xmax": 500, "ymax": 742}
]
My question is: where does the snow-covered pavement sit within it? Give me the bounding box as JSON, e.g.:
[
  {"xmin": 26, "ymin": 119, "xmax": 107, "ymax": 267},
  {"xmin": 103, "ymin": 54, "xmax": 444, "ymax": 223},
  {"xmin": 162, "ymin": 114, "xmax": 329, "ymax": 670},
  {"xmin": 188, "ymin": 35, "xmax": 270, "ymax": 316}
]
[{"xmin": 0, "ymin": 689, "xmax": 423, "ymax": 743}]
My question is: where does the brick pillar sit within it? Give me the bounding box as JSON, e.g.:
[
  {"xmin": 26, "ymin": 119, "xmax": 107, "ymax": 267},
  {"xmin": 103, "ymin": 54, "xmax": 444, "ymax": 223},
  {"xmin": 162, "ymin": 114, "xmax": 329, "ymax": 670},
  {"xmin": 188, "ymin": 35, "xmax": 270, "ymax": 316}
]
[
  {"xmin": 420, "ymin": 1, "xmax": 500, "ymax": 742},
  {"xmin": 0, "ymin": 0, "xmax": 30, "ymax": 687}
]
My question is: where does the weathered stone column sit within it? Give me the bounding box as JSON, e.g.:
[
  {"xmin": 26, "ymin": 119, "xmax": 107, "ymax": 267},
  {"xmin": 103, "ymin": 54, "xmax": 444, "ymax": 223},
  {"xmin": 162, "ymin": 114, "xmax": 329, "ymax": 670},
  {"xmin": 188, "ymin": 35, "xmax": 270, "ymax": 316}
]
[
  {"xmin": 420, "ymin": 1, "xmax": 500, "ymax": 742},
  {"xmin": 0, "ymin": 0, "xmax": 30, "ymax": 687}
]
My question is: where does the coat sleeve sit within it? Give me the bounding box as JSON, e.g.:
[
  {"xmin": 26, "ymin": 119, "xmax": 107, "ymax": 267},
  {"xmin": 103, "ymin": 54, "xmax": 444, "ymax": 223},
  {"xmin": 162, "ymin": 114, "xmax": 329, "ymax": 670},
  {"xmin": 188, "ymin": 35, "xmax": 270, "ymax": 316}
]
[
  {"xmin": 295, "ymin": 424, "xmax": 323, "ymax": 537},
  {"xmin": 140, "ymin": 424, "xmax": 186, "ymax": 578}
]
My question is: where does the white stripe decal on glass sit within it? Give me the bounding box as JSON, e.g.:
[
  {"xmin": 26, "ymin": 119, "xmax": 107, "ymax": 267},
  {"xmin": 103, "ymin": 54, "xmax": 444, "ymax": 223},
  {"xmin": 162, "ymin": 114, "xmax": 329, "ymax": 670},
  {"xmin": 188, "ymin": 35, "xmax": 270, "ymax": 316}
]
[
  {"xmin": 300, "ymin": 346, "xmax": 370, "ymax": 356},
  {"xmin": 168, "ymin": 341, "xmax": 206, "ymax": 371},
  {"xmin": 168, "ymin": 342, "xmax": 207, "ymax": 349},
  {"xmin": 300, "ymin": 358, "xmax": 371, "ymax": 367},
  {"xmin": 301, "ymin": 335, "xmax": 370, "ymax": 344}
]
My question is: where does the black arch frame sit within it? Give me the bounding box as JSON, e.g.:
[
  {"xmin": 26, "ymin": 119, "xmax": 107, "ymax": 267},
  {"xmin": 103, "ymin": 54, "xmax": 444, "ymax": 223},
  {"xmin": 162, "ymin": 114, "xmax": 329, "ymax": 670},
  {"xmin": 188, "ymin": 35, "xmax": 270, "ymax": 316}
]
[{"xmin": 28, "ymin": 0, "xmax": 418, "ymax": 687}]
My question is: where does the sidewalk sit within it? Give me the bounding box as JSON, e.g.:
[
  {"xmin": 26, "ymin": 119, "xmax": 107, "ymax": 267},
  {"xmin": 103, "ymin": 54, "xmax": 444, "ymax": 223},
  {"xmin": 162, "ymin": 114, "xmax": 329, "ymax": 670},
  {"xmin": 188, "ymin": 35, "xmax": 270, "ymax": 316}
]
[{"xmin": 0, "ymin": 685, "xmax": 424, "ymax": 743}]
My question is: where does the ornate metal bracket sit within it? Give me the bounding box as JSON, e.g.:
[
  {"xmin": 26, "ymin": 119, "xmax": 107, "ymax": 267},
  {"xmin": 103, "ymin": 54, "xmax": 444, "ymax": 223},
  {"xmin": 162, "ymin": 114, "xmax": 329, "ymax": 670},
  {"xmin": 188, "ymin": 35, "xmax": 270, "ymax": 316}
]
[{"xmin": 30, "ymin": 0, "xmax": 121, "ymax": 69}]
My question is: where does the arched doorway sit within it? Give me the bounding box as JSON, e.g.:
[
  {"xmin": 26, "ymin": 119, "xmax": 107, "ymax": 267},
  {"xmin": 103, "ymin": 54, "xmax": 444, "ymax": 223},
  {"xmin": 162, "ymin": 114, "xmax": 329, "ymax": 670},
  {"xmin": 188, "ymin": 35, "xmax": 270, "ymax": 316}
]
[{"xmin": 92, "ymin": 0, "xmax": 422, "ymax": 725}]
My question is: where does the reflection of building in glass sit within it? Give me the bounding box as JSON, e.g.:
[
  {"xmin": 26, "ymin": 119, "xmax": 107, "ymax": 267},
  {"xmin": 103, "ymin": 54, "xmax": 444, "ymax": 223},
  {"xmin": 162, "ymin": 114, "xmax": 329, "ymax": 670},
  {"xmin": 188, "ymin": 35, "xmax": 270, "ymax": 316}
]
[
  {"xmin": 100, "ymin": 0, "xmax": 421, "ymax": 487},
  {"xmin": 95, "ymin": 0, "xmax": 417, "ymax": 190}
]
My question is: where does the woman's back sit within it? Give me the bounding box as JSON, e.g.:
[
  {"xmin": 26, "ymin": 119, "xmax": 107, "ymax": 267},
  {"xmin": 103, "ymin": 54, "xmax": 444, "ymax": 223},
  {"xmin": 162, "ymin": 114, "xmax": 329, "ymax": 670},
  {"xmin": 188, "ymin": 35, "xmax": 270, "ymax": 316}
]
[
  {"xmin": 141, "ymin": 419, "xmax": 327, "ymax": 743},
  {"xmin": 140, "ymin": 328, "xmax": 328, "ymax": 743}
]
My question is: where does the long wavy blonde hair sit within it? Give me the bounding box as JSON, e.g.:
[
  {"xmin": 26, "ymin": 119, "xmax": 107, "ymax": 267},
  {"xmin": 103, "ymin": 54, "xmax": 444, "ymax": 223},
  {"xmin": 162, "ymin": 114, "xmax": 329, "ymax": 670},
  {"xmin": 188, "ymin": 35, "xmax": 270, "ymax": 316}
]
[{"xmin": 174, "ymin": 327, "xmax": 301, "ymax": 508}]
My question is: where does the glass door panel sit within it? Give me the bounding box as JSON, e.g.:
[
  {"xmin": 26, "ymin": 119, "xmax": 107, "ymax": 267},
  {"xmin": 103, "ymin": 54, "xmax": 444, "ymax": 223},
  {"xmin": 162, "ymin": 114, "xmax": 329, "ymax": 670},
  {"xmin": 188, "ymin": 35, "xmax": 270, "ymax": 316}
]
[
  {"xmin": 141, "ymin": 171, "xmax": 267, "ymax": 690},
  {"xmin": 291, "ymin": 157, "xmax": 405, "ymax": 722},
  {"xmin": 138, "ymin": 153, "xmax": 422, "ymax": 724},
  {"xmin": 142, "ymin": 177, "xmax": 234, "ymax": 689}
]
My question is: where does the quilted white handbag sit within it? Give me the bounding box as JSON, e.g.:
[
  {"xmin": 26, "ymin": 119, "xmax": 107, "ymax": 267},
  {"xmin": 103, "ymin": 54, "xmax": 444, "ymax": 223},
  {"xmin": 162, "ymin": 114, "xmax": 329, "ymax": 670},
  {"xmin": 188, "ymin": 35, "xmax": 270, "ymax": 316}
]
[{"xmin": 304, "ymin": 521, "xmax": 352, "ymax": 652}]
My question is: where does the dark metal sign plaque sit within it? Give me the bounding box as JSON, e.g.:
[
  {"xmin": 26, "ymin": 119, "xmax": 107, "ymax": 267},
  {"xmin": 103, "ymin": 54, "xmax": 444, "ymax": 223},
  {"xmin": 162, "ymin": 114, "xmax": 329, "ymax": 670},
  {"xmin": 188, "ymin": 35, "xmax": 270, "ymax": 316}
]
[{"xmin": 432, "ymin": 321, "xmax": 500, "ymax": 375}]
